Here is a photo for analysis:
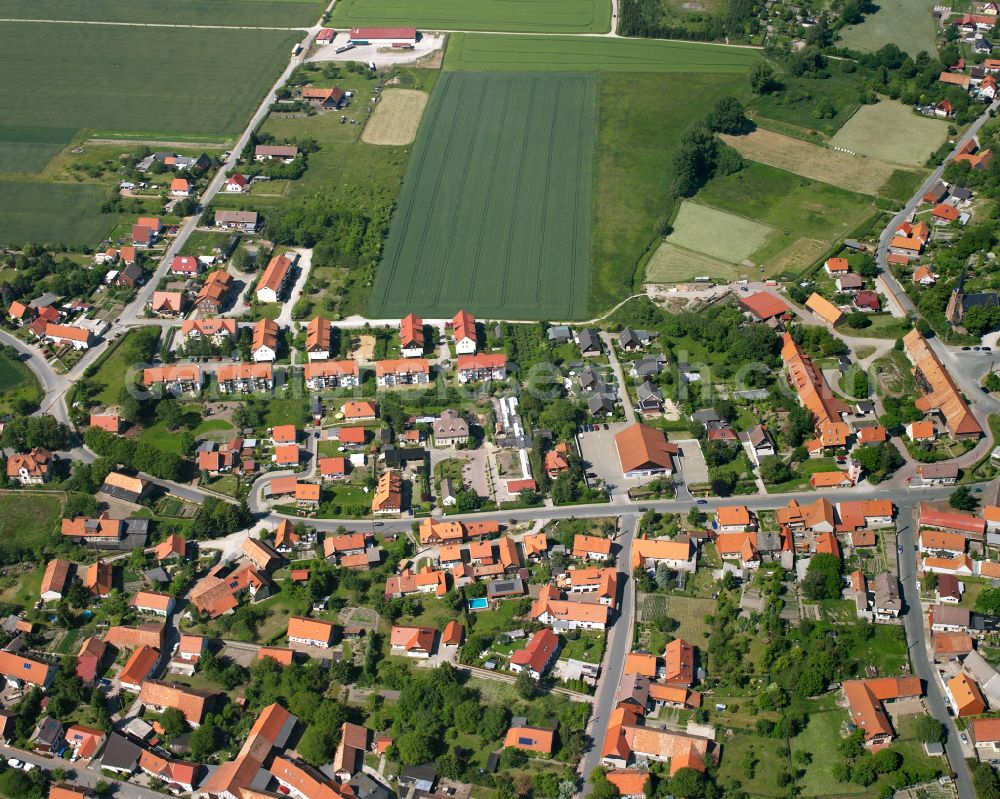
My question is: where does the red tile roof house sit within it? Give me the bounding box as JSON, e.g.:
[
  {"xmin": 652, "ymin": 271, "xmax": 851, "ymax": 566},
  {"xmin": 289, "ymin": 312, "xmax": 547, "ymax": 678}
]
[
  {"xmin": 400, "ymin": 313, "xmax": 425, "ymax": 357},
  {"xmin": 139, "ymin": 680, "xmax": 216, "ymax": 726},
  {"xmin": 225, "ymin": 172, "xmax": 249, "ymax": 193},
  {"xmin": 89, "ymin": 413, "xmax": 121, "ymax": 434},
  {"xmin": 286, "ymin": 616, "xmax": 336, "ymax": 648},
  {"xmin": 390, "ymin": 625, "xmax": 436, "ymax": 658},
  {"xmin": 45, "ymin": 323, "xmax": 93, "ymax": 350},
  {"xmin": 169, "ymin": 255, "xmax": 202, "ymax": 277},
  {"xmin": 150, "ymin": 291, "xmax": 185, "ymax": 318},
  {"xmin": 272, "ymin": 424, "xmax": 298, "ymax": 445},
  {"xmin": 509, "ymin": 628, "xmax": 560, "ymax": 679},
  {"xmin": 131, "ymin": 590, "xmax": 176, "ymax": 617},
  {"xmin": 7, "ymin": 447, "xmax": 54, "ymax": 485},
  {"xmin": 457, "ymin": 353, "xmax": 507, "ymax": 383}
]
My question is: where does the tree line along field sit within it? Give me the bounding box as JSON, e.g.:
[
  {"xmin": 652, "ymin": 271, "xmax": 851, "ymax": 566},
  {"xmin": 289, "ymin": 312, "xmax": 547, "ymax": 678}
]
[
  {"xmin": 0, "ymin": 0, "xmax": 326, "ymax": 27},
  {"xmin": 443, "ymin": 33, "xmax": 762, "ymax": 72},
  {"xmin": 368, "ymin": 72, "xmax": 596, "ymax": 320},
  {"xmin": 330, "ymin": 0, "xmax": 610, "ymax": 32}
]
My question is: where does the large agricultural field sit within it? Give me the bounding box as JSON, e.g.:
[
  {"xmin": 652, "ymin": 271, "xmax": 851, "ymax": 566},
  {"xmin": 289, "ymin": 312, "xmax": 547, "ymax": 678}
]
[
  {"xmin": 0, "ymin": 0, "xmax": 325, "ymax": 26},
  {"xmin": 443, "ymin": 33, "xmax": 761, "ymax": 72},
  {"xmin": 0, "ymin": 23, "xmax": 298, "ymax": 140},
  {"xmin": 0, "ymin": 181, "xmax": 116, "ymax": 249},
  {"xmin": 830, "ymin": 101, "xmax": 949, "ymax": 167},
  {"xmin": 0, "ymin": 21, "xmax": 299, "ymax": 246},
  {"xmin": 330, "ymin": 0, "xmax": 610, "ymax": 32},
  {"xmin": 837, "ymin": 0, "xmax": 938, "ymax": 56},
  {"xmin": 368, "ymin": 72, "xmax": 597, "ymax": 319}
]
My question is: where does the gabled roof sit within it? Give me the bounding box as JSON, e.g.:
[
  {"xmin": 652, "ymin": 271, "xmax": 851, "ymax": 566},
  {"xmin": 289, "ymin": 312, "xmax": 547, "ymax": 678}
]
[
  {"xmin": 139, "ymin": 680, "xmax": 215, "ymax": 724},
  {"xmin": 903, "ymin": 330, "xmax": 982, "ymax": 438},
  {"xmin": 390, "ymin": 625, "xmax": 435, "ymax": 652},
  {"xmin": 615, "ymin": 423, "xmax": 675, "ymax": 474},
  {"xmin": 287, "ymin": 616, "xmax": 335, "ymax": 645}
]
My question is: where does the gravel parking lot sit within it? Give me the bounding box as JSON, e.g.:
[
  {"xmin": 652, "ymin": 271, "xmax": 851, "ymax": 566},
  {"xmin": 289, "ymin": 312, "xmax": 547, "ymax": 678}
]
[{"xmin": 672, "ymin": 438, "xmax": 708, "ymax": 484}]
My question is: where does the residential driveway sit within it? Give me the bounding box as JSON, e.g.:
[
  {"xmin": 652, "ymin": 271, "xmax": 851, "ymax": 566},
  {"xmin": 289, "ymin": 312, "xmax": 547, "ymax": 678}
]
[
  {"xmin": 277, "ymin": 247, "xmax": 313, "ymax": 326},
  {"xmin": 429, "ymin": 445, "xmax": 490, "ymax": 499},
  {"xmin": 577, "ymin": 422, "xmax": 640, "ymax": 497},
  {"xmin": 672, "ymin": 438, "xmax": 709, "ymax": 485}
]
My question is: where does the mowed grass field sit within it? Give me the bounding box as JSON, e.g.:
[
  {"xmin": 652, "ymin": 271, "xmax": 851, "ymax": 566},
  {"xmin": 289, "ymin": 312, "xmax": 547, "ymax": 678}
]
[
  {"xmin": 368, "ymin": 72, "xmax": 596, "ymax": 319},
  {"xmin": 645, "ymin": 242, "xmax": 741, "ymax": 283},
  {"xmin": 719, "ymin": 128, "xmax": 902, "ymax": 197},
  {"xmin": 0, "ymin": 22, "xmax": 299, "ymax": 138},
  {"xmin": 652, "ymin": 161, "xmax": 876, "ymax": 280},
  {"xmin": 665, "ymin": 202, "xmax": 777, "ymax": 264},
  {"xmin": 330, "ymin": 0, "xmax": 610, "ymax": 32},
  {"xmin": 838, "ymin": 0, "xmax": 938, "ymax": 55},
  {"xmin": 0, "ymin": 181, "xmax": 116, "ymax": 247},
  {"xmin": 592, "ymin": 72, "xmax": 756, "ymax": 312},
  {"xmin": 697, "ymin": 161, "xmax": 874, "ymax": 241},
  {"xmin": 0, "ymin": 493, "xmax": 61, "ymax": 559},
  {"xmin": 444, "ymin": 33, "xmax": 762, "ymax": 72},
  {"xmin": 361, "ymin": 89, "xmax": 429, "ymax": 145},
  {"xmin": 0, "ymin": 0, "xmax": 325, "ymax": 26},
  {"xmin": 831, "ymin": 101, "xmax": 948, "ymax": 167}
]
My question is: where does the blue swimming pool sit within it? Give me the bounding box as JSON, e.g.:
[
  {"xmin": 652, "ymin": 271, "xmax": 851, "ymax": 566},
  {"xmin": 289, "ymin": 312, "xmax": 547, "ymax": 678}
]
[{"xmin": 468, "ymin": 598, "xmax": 489, "ymax": 611}]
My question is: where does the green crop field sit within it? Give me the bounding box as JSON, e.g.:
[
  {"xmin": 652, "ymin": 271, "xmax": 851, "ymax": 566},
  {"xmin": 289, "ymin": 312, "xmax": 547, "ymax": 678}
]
[
  {"xmin": 368, "ymin": 72, "xmax": 596, "ymax": 319},
  {"xmin": 644, "ymin": 242, "xmax": 741, "ymax": 283},
  {"xmin": 330, "ymin": 0, "xmax": 610, "ymax": 33},
  {"xmin": 831, "ymin": 101, "xmax": 949, "ymax": 166},
  {"xmin": 696, "ymin": 161, "xmax": 874, "ymax": 240},
  {"xmin": 0, "ymin": 0, "xmax": 325, "ymax": 26},
  {"xmin": 838, "ymin": 0, "xmax": 938, "ymax": 55},
  {"xmin": 0, "ymin": 22, "xmax": 298, "ymax": 138},
  {"xmin": 0, "ymin": 181, "xmax": 117, "ymax": 247},
  {"xmin": 665, "ymin": 201, "xmax": 777, "ymax": 264},
  {"xmin": 0, "ymin": 125, "xmax": 76, "ymax": 174},
  {"xmin": 0, "ymin": 349, "xmax": 42, "ymax": 414},
  {"xmin": 444, "ymin": 33, "xmax": 762, "ymax": 72}
]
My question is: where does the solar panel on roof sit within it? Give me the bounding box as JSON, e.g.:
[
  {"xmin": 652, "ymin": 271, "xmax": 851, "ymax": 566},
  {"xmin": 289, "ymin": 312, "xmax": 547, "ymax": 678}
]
[{"xmin": 518, "ymin": 737, "xmax": 534, "ymax": 746}]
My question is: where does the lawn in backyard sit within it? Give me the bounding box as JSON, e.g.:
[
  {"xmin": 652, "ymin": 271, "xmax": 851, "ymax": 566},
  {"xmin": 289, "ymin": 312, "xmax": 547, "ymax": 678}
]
[
  {"xmin": 664, "ymin": 202, "xmax": 777, "ymax": 264},
  {"xmin": 560, "ymin": 631, "xmax": 606, "ymax": 663},
  {"xmin": 593, "ymin": 73, "xmax": 755, "ymax": 311},
  {"xmin": 837, "ymin": 0, "xmax": 938, "ymax": 55},
  {"xmin": 368, "ymin": 71, "xmax": 596, "ymax": 319},
  {"xmin": 831, "ymin": 101, "xmax": 949, "ymax": 167},
  {"xmin": 0, "ymin": 23, "xmax": 298, "ymax": 138},
  {"xmin": 665, "ymin": 595, "xmax": 715, "ymax": 644},
  {"xmin": 0, "ymin": 180, "xmax": 117, "ymax": 248},
  {"xmin": 791, "ymin": 710, "xmax": 866, "ymax": 797},
  {"xmin": 330, "ymin": 0, "xmax": 610, "ymax": 33},
  {"xmin": 444, "ymin": 33, "xmax": 762, "ymax": 72},
  {"xmin": 0, "ymin": 0, "xmax": 326, "ymax": 25},
  {"xmin": 0, "ymin": 492, "xmax": 62, "ymax": 559},
  {"xmin": 716, "ymin": 732, "xmax": 787, "ymax": 797},
  {"xmin": 87, "ymin": 327, "xmax": 161, "ymax": 408},
  {"xmin": 139, "ymin": 418, "xmax": 234, "ymax": 454},
  {"xmin": 0, "ymin": 348, "xmax": 42, "ymax": 414}
]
